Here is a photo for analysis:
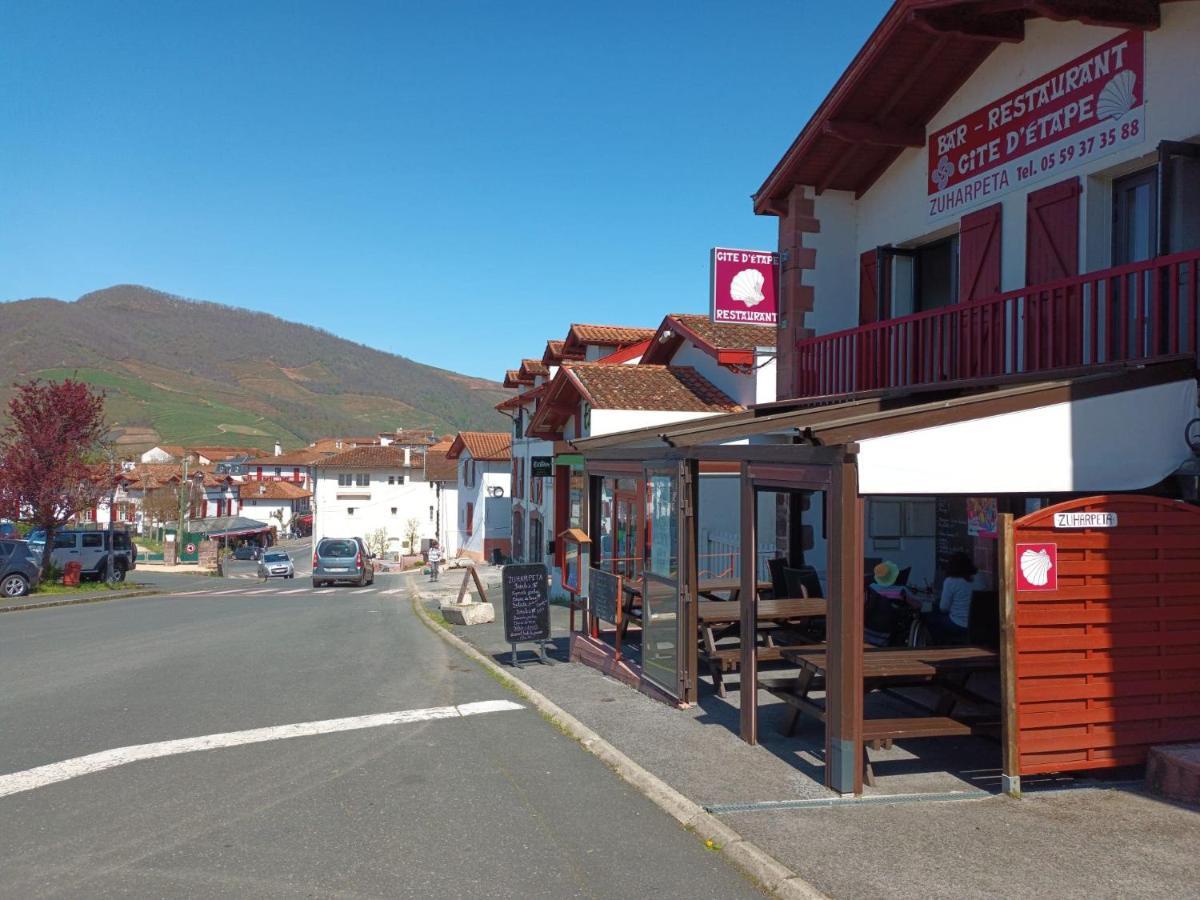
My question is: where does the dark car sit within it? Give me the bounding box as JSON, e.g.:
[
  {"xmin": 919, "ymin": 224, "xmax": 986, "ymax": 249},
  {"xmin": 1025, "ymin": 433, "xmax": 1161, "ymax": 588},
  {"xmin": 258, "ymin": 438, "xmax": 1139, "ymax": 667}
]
[
  {"xmin": 232, "ymin": 544, "xmax": 261, "ymax": 561},
  {"xmin": 312, "ymin": 537, "xmax": 374, "ymax": 587},
  {"xmin": 0, "ymin": 539, "xmax": 41, "ymax": 598}
]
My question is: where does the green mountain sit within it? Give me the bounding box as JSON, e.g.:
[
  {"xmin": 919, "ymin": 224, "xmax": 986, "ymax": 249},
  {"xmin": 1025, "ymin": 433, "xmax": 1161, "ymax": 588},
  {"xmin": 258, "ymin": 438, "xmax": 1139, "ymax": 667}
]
[{"xmin": 0, "ymin": 285, "xmax": 510, "ymax": 452}]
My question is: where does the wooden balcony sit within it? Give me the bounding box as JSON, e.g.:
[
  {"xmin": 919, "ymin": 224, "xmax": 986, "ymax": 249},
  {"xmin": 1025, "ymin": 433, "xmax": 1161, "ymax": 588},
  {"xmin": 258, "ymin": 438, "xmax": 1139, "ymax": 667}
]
[{"xmin": 795, "ymin": 249, "xmax": 1200, "ymax": 398}]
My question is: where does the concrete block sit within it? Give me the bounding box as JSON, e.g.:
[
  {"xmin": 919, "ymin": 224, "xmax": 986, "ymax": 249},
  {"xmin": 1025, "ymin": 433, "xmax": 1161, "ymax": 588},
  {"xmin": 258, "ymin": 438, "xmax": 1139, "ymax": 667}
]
[
  {"xmin": 439, "ymin": 601, "xmax": 495, "ymax": 626},
  {"xmin": 1146, "ymin": 742, "xmax": 1200, "ymax": 804}
]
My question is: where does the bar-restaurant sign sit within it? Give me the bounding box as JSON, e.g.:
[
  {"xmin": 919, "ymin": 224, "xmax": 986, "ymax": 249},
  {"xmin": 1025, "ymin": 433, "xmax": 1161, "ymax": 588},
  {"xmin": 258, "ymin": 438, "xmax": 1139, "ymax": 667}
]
[
  {"xmin": 927, "ymin": 31, "xmax": 1145, "ymax": 219},
  {"xmin": 710, "ymin": 247, "xmax": 778, "ymax": 325}
]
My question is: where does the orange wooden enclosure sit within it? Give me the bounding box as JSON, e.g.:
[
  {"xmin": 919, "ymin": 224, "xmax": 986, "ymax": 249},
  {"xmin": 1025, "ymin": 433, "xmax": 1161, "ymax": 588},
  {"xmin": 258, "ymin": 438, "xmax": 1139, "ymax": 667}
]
[{"xmin": 1007, "ymin": 496, "xmax": 1200, "ymax": 776}]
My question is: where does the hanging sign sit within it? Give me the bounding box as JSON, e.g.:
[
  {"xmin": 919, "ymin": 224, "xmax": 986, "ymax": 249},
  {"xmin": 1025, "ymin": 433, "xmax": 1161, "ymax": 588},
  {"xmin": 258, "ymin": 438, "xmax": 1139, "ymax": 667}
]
[
  {"xmin": 1015, "ymin": 542, "xmax": 1058, "ymax": 592},
  {"xmin": 530, "ymin": 456, "xmax": 554, "ymax": 478},
  {"xmin": 1054, "ymin": 511, "xmax": 1118, "ymax": 529},
  {"xmin": 710, "ymin": 248, "xmax": 778, "ymax": 325},
  {"xmin": 928, "ymin": 30, "xmax": 1145, "ymax": 219}
]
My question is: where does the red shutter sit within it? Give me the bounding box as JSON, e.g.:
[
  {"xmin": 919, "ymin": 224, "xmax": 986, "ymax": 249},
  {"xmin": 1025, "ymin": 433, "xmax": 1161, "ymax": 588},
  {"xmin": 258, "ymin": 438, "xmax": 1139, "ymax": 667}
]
[
  {"xmin": 1026, "ymin": 178, "xmax": 1081, "ymax": 284},
  {"xmin": 959, "ymin": 203, "xmax": 1002, "ymax": 302},
  {"xmin": 1026, "ymin": 177, "xmax": 1083, "ymax": 367},
  {"xmin": 858, "ymin": 249, "xmax": 881, "ymax": 324}
]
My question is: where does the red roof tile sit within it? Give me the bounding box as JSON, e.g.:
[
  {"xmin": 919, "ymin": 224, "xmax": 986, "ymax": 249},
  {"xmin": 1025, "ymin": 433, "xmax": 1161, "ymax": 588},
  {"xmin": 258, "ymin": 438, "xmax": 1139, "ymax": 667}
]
[
  {"xmin": 564, "ymin": 364, "xmax": 743, "ymax": 412},
  {"xmin": 567, "ymin": 323, "xmax": 656, "ymax": 346},
  {"xmin": 315, "ymin": 446, "xmax": 410, "ymax": 469},
  {"xmin": 446, "ymin": 431, "xmax": 512, "ymax": 462},
  {"xmin": 243, "ymin": 480, "xmax": 312, "ymax": 500},
  {"xmin": 641, "ymin": 314, "xmax": 777, "ymax": 364},
  {"xmin": 520, "ymin": 358, "xmax": 550, "ymax": 378},
  {"xmin": 423, "ymin": 447, "xmax": 459, "ymax": 483}
]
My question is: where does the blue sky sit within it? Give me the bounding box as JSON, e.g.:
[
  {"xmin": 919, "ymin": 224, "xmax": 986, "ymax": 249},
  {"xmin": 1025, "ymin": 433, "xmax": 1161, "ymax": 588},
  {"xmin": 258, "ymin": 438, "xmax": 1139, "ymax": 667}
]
[{"xmin": 1, "ymin": 1, "xmax": 887, "ymax": 380}]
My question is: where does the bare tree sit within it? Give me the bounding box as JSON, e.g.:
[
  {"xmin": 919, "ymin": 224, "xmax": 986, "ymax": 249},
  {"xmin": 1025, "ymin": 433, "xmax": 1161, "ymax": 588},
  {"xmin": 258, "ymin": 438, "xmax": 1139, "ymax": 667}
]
[
  {"xmin": 365, "ymin": 527, "xmax": 389, "ymax": 558},
  {"xmin": 404, "ymin": 518, "xmax": 422, "ymax": 555}
]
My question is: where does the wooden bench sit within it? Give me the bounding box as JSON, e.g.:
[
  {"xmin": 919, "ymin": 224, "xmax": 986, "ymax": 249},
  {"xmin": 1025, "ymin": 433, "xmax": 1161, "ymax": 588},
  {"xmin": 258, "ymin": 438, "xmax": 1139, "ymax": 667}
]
[{"xmin": 860, "ymin": 716, "xmax": 984, "ymax": 785}]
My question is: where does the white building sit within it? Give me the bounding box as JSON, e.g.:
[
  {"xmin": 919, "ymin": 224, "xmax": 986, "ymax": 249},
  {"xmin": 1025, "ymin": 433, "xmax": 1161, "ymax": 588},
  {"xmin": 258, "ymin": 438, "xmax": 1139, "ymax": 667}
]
[
  {"xmin": 245, "ymin": 447, "xmax": 330, "ymax": 492},
  {"xmin": 312, "ymin": 445, "xmax": 437, "ymax": 556},
  {"xmin": 423, "ymin": 439, "xmax": 460, "ymax": 557},
  {"xmin": 239, "ymin": 480, "xmax": 312, "ymax": 533},
  {"xmin": 446, "ymin": 432, "xmax": 512, "ymax": 562}
]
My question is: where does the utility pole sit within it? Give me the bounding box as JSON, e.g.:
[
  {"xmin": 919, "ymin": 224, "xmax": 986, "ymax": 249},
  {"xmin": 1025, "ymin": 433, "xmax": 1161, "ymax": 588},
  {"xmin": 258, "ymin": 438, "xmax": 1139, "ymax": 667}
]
[
  {"xmin": 179, "ymin": 455, "xmax": 189, "ymax": 562},
  {"xmin": 107, "ymin": 450, "xmax": 116, "ymax": 582}
]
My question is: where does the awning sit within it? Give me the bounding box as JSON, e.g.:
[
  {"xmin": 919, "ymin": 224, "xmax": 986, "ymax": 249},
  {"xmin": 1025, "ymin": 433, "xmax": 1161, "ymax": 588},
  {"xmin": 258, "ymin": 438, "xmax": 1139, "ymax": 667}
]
[
  {"xmin": 573, "ymin": 360, "xmax": 1198, "ymax": 496},
  {"xmin": 856, "ymin": 377, "xmax": 1196, "ymax": 494}
]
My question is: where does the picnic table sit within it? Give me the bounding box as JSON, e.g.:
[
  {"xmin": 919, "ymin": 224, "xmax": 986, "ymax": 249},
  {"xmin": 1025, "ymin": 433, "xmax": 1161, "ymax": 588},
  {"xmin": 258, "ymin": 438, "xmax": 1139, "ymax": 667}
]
[
  {"xmin": 765, "ymin": 645, "xmax": 999, "ymax": 784},
  {"xmin": 698, "ymin": 598, "xmax": 828, "ymax": 697}
]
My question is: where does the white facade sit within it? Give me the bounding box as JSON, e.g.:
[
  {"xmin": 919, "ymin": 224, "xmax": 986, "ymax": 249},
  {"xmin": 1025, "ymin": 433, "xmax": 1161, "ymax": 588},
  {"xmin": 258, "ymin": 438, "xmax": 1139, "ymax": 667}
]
[
  {"xmin": 806, "ymin": 6, "xmax": 1200, "ymax": 337},
  {"xmin": 240, "ymin": 495, "xmax": 309, "ymax": 531},
  {"xmin": 434, "ymin": 483, "xmax": 459, "ymax": 557},
  {"xmin": 313, "ymin": 467, "xmax": 437, "ymax": 555},
  {"xmin": 455, "ymin": 454, "xmax": 512, "ymax": 560}
]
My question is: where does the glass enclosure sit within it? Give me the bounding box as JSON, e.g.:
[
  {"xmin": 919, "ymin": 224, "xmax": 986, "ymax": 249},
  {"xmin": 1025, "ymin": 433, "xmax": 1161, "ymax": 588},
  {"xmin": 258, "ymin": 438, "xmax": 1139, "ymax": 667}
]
[{"xmin": 642, "ymin": 470, "xmax": 681, "ymax": 695}]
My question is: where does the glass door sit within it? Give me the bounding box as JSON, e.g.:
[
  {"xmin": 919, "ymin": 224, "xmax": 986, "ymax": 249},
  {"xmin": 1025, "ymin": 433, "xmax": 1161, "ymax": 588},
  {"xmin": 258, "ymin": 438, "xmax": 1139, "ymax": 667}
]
[{"xmin": 642, "ymin": 467, "xmax": 683, "ymax": 697}]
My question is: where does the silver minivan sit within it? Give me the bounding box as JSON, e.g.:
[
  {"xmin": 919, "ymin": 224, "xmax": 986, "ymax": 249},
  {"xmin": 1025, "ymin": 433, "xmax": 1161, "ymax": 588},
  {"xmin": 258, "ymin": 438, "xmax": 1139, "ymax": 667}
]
[
  {"xmin": 41, "ymin": 530, "xmax": 137, "ymax": 580},
  {"xmin": 312, "ymin": 537, "xmax": 374, "ymax": 587}
]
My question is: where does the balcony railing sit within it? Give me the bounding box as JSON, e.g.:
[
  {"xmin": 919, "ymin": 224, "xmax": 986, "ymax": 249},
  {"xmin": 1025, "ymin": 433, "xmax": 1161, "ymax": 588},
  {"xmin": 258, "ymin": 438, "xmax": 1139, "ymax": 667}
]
[{"xmin": 795, "ymin": 249, "xmax": 1200, "ymax": 398}]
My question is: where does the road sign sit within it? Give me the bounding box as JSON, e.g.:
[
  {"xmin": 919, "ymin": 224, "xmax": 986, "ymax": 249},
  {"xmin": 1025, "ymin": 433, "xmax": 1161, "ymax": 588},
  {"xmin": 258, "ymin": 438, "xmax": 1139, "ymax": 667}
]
[{"xmin": 185, "ymin": 542, "xmax": 196, "ymax": 554}]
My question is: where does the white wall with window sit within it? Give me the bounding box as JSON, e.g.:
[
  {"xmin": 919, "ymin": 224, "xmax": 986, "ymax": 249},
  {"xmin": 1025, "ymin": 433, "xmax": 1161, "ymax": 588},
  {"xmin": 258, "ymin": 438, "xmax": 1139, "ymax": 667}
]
[
  {"xmin": 312, "ymin": 466, "xmax": 437, "ymax": 554},
  {"xmin": 454, "ymin": 455, "xmax": 512, "ymax": 561}
]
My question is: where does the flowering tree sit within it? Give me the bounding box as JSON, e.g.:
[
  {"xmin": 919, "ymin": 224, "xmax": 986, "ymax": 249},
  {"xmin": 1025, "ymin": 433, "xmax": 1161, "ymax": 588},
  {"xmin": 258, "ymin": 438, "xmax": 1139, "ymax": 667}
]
[{"xmin": 0, "ymin": 378, "xmax": 108, "ymax": 577}]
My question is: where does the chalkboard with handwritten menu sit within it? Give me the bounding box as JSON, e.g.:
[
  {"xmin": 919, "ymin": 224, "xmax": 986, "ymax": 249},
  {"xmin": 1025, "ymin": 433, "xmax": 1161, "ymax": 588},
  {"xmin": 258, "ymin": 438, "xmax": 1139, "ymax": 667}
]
[{"xmin": 502, "ymin": 563, "xmax": 550, "ymax": 644}]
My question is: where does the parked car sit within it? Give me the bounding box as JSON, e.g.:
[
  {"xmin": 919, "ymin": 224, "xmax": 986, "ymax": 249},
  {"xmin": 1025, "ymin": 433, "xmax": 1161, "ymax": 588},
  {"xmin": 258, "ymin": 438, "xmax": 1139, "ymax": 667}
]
[
  {"xmin": 232, "ymin": 543, "xmax": 261, "ymax": 561},
  {"xmin": 0, "ymin": 539, "xmax": 41, "ymax": 597},
  {"xmin": 30, "ymin": 529, "xmax": 137, "ymax": 581},
  {"xmin": 258, "ymin": 550, "xmax": 295, "ymax": 580},
  {"xmin": 312, "ymin": 537, "xmax": 374, "ymax": 587}
]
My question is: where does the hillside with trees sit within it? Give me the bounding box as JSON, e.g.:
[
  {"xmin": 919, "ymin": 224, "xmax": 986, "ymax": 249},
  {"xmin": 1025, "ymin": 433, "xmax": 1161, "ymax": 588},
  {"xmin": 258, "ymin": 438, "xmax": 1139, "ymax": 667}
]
[{"xmin": 0, "ymin": 285, "xmax": 510, "ymax": 452}]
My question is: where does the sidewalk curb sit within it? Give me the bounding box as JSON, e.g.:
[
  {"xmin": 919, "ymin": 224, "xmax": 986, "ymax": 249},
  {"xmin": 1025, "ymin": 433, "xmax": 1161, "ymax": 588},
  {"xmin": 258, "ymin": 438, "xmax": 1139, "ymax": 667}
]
[
  {"xmin": 0, "ymin": 587, "xmax": 161, "ymax": 613},
  {"xmin": 410, "ymin": 590, "xmax": 828, "ymax": 900}
]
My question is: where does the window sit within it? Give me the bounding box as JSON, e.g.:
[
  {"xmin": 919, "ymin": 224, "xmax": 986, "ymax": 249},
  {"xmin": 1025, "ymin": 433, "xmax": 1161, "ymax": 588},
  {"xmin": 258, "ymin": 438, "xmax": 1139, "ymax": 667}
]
[
  {"xmin": 274, "ymin": 467, "xmax": 282, "ymax": 478},
  {"xmin": 465, "ymin": 502, "xmax": 474, "ymax": 535},
  {"xmin": 347, "ymin": 507, "xmax": 356, "ymax": 516},
  {"xmin": 53, "ymin": 533, "xmax": 75, "ymax": 550},
  {"xmin": 338, "ymin": 473, "xmax": 352, "ymax": 487},
  {"xmin": 429, "ymin": 505, "xmax": 434, "ymax": 521},
  {"xmin": 1113, "ymin": 168, "xmax": 1158, "ymax": 265},
  {"xmin": 391, "ymin": 507, "xmax": 398, "ymax": 515},
  {"xmin": 354, "ymin": 473, "xmax": 369, "ymax": 487},
  {"xmin": 82, "ymin": 533, "xmax": 103, "ymax": 549},
  {"xmin": 887, "ymin": 236, "xmax": 960, "ymax": 317},
  {"xmin": 388, "ymin": 475, "xmax": 395, "ymax": 485}
]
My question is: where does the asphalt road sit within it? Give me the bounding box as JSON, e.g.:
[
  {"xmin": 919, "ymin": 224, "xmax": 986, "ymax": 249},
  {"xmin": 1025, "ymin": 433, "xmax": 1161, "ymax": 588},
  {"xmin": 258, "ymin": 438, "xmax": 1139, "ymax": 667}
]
[{"xmin": 0, "ymin": 577, "xmax": 761, "ymax": 899}]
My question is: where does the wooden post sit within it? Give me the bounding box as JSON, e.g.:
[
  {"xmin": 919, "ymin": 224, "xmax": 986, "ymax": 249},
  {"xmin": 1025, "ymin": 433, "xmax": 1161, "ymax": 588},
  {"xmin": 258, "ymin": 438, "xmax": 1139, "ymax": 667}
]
[
  {"xmin": 738, "ymin": 461, "xmax": 758, "ymax": 744},
  {"xmin": 826, "ymin": 455, "xmax": 864, "ymax": 795},
  {"xmin": 998, "ymin": 512, "xmax": 1021, "ymax": 797}
]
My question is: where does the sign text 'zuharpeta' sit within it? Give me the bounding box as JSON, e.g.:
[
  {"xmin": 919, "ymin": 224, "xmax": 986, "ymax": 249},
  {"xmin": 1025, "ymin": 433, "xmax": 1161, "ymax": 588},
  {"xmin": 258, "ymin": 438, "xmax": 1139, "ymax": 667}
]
[
  {"xmin": 928, "ymin": 31, "xmax": 1145, "ymax": 219},
  {"xmin": 1054, "ymin": 511, "xmax": 1119, "ymax": 529},
  {"xmin": 710, "ymin": 247, "xmax": 778, "ymax": 325}
]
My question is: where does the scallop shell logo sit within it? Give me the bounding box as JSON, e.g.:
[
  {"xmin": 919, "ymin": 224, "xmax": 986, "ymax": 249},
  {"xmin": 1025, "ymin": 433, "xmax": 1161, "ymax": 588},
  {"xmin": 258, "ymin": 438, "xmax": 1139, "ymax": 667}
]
[
  {"xmin": 1020, "ymin": 548, "xmax": 1054, "ymax": 587},
  {"xmin": 1097, "ymin": 70, "xmax": 1137, "ymax": 121},
  {"xmin": 729, "ymin": 268, "xmax": 766, "ymax": 308}
]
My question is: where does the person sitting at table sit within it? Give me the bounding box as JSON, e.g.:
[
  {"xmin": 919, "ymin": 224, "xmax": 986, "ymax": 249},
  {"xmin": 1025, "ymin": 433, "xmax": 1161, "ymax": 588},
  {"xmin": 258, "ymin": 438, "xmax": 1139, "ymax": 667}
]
[{"xmin": 926, "ymin": 552, "xmax": 976, "ymax": 645}]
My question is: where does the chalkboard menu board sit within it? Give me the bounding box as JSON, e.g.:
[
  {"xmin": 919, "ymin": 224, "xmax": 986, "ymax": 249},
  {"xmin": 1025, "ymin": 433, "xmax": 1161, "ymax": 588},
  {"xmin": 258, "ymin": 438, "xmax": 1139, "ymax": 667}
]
[
  {"xmin": 589, "ymin": 568, "xmax": 621, "ymax": 625},
  {"xmin": 502, "ymin": 563, "xmax": 550, "ymax": 644},
  {"xmin": 935, "ymin": 497, "xmax": 971, "ymax": 583}
]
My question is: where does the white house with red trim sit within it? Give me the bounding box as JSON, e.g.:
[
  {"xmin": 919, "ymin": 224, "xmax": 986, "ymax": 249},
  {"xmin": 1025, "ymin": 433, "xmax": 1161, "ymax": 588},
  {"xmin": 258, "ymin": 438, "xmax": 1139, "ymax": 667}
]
[
  {"xmin": 446, "ymin": 432, "xmax": 512, "ymax": 562},
  {"xmin": 239, "ymin": 480, "xmax": 312, "ymax": 532}
]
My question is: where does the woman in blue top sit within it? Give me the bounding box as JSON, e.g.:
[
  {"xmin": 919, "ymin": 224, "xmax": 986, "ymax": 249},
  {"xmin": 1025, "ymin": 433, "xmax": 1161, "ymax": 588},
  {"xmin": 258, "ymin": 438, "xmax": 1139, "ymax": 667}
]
[{"xmin": 926, "ymin": 552, "xmax": 976, "ymax": 645}]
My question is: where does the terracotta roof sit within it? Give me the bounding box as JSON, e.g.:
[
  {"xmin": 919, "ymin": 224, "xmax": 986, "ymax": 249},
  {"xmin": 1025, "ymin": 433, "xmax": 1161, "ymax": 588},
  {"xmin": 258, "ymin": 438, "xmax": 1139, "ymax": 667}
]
[
  {"xmin": 446, "ymin": 431, "xmax": 512, "ymax": 462},
  {"xmin": 543, "ymin": 339, "xmax": 578, "ymax": 365},
  {"xmin": 641, "ymin": 314, "xmax": 776, "ymax": 365},
  {"xmin": 315, "ymin": 445, "xmax": 409, "ymax": 469},
  {"xmin": 391, "ymin": 429, "xmax": 438, "ymax": 446},
  {"xmin": 245, "ymin": 449, "xmax": 330, "ymax": 467},
  {"xmin": 564, "ymin": 364, "xmax": 743, "ymax": 412},
  {"xmin": 242, "ymin": 480, "xmax": 312, "ymax": 500},
  {"xmin": 567, "ymin": 324, "xmax": 657, "ymax": 346},
  {"xmin": 520, "ymin": 358, "xmax": 550, "ymax": 378},
  {"xmin": 423, "ymin": 447, "xmax": 459, "ymax": 483},
  {"xmin": 503, "ymin": 369, "xmax": 533, "ymax": 388},
  {"xmin": 495, "ymin": 382, "xmax": 547, "ymax": 412}
]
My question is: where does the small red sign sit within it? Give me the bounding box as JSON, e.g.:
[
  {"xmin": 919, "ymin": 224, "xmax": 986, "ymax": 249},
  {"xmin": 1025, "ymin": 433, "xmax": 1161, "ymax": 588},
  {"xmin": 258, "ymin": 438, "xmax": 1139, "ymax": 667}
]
[
  {"xmin": 710, "ymin": 247, "xmax": 778, "ymax": 325},
  {"xmin": 185, "ymin": 543, "xmax": 196, "ymax": 554},
  {"xmin": 1015, "ymin": 542, "xmax": 1057, "ymax": 592}
]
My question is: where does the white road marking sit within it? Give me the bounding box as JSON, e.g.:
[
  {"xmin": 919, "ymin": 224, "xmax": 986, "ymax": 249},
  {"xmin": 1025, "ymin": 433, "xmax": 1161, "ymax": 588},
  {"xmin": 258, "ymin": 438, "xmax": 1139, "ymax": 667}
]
[
  {"xmin": 210, "ymin": 589, "xmax": 244, "ymax": 595},
  {"xmin": 279, "ymin": 588, "xmax": 308, "ymax": 595},
  {"xmin": 313, "ymin": 589, "xmax": 335, "ymax": 595},
  {"xmin": 245, "ymin": 589, "xmax": 275, "ymax": 595},
  {"xmin": 381, "ymin": 588, "xmax": 405, "ymax": 595},
  {"xmin": 0, "ymin": 700, "xmax": 524, "ymax": 799},
  {"xmin": 350, "ymin": 588, "xmax": 374, "ymax": 595},
  {"xmin": 177, "ymin": 590, "xmax": 213, "ymax": 595}
]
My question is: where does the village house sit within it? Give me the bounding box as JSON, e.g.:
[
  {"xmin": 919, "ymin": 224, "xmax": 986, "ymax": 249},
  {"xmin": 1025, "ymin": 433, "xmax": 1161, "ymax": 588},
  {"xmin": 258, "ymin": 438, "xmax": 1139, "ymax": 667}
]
[
  {"xmin": 445, "ymin": 432, "xmax": 512, "ymax": 563},
  {"xmin": 245, "ymin": 447, "xmax": 331, "ymax": 491},
  {"xmin": 311, "ymin": 445, "xmax": 437, "ymax": 556},
  {"xmin": 423, "ymin": 437, "xmax": 460, "ymax": 557},
  {"xmin": 239, "ymin": 480, "xmax": 312, "ymax": 533},
  {"xmin": 561, "ymin": 0, "xmax": 1200, "ymax": 799}
]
